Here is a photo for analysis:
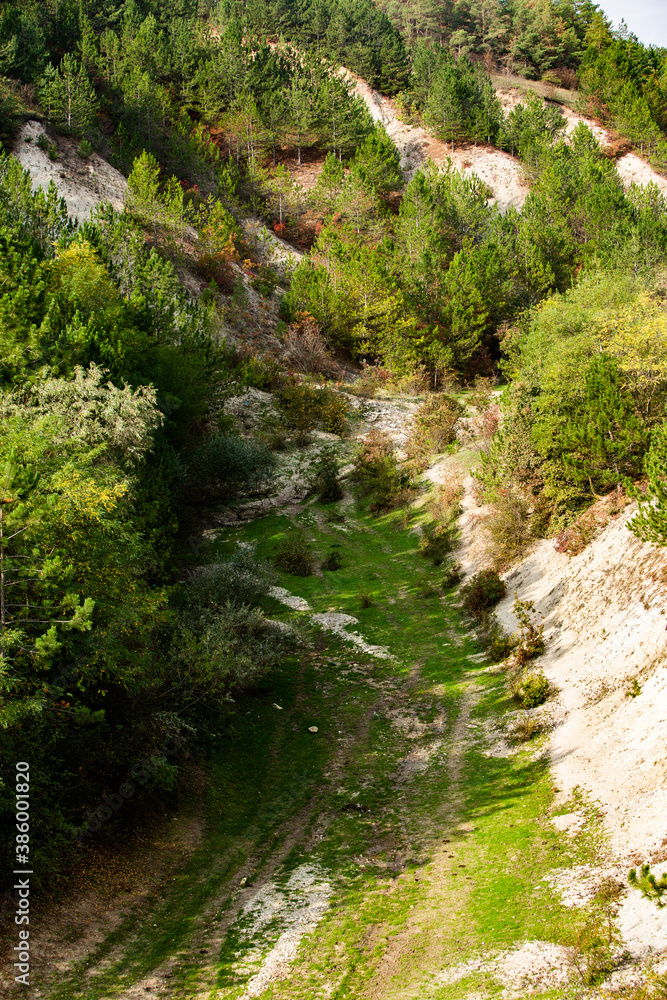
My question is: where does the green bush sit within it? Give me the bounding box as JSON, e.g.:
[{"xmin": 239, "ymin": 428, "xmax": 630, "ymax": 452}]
[
  {"xmin": 358, "ymin": 588, "xmax": 373, "ymax": 608},
  {"xmin": 460, "ymin": 569, "xmax": 506, "ymax": 618},
  {"xmin": 238, "ymin": 354, "xmax": 284, "ymax": 391},
  {"xmin": 77, "ymin": 138, "xmax": 93, "ymax": 158},
  {"xmin": 516, "ymin": 670, "xmax": 551, "ymax": 708},
  {"xmin": 187, "ymin": 433, "xmax": 276, "ymax": 505},
  {"xmin": 167, "ymin": 603, "xmax": 293, "ymax": 698},
  {"xmin": 320, "ymin": 392, "xmax": 349, "ymax": 435},
  {"xmin": 274, "ymin": 531, "xmax": 314, "ymax": 576},
  {"xmin": 322, "ymin": 549, "xmax": 342, "ymax": 570},
  {"xmin": 484, "ymin": 490, "xmax": 532, "ymax": 569},
  {"xmin": 275, "ymin": 379, "xmax": 348, "ymax": 438},
  {"xmin": 351, "ymin": 429, "xmax": 416, "ymax": 511},
  {"xmin": 513, "ymin": 598, "xmax": 545, "ymax": 665},
  {"xmin": 405, "ymin": 393, "xmax": 464, "ymax": 469},
  {"xmin": 313, "ymin": 448, "xmax": 344, "ymax": 502},
  {"xmin": 487, "ymin": 626, "xmax": 516, "ymax": 662},
  {"xmin": 250, "ymin": 263, "xmax": 278, "ymax": 297},
  {"xmin": 418, "ymin": 520, "xmax": 456, "ymax": 565},
  {"xmin": 183, "ymin": 546, "xmax": 275, "ymax": 610},
  {"xmin": 441, "ymin": 559, "xmax": 462, "ymax": 589}
]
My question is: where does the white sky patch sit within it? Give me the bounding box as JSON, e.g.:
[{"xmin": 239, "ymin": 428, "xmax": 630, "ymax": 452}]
[{"xmin": 597, "ymin": 1, "xmax": 667, "ymax": 47}]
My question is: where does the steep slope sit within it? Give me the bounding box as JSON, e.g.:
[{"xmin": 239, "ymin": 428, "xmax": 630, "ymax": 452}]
[
  {"xmin": 13, "ymin": 120, "xmax": 127, "ymax": 220},
  {"xmin": 453, "ymin": 486, "xmax": 667, "ymax": 960},
  {"xmin": 346, "ymin": 71, "xmax": 667, "ymax": 212},
  {"xmin": 345, "ymin": 69, "xmax": 530, "ymax": 212}
]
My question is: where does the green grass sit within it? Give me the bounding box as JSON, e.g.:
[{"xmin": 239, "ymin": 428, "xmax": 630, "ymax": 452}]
[
  {"xmin": 44, "ymin": 500, "xmax": 605, "ymax": 1000},
  {"xmin": 491, "ymin": 71, "xmax": 579, "ymax": 109}
]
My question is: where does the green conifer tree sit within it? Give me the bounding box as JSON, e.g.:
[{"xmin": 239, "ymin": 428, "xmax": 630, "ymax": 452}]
[
  {"xmin": 40, "ymin": 53, "xmax": 97, "ymax": 137},
  {"xmin": 352, "ymin": 124, "xmax": 402, "ymax": 196},
  {"xmin": 561, "ymin": 354, "xmax": 648, "ymax": 491},
  {"xmin": 629, "ymin": 422, "xmax": 667, "ymax": 546}
]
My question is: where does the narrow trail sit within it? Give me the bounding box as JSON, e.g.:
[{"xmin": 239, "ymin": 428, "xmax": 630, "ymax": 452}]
[{"xmin": 22, "ymin": 392, "xmax": 637, "ymax": 1000}]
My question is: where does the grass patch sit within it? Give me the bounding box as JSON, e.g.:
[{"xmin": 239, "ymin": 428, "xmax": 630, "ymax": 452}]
[{"xmin": 45, "ymin": 504, "xmax": 604, "ymax": 1000}]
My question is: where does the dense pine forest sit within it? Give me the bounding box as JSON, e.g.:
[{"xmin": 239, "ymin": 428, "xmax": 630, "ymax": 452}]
[{"xmin": 2, "ymin": 1, "xmax": 667, "ymax": 995}]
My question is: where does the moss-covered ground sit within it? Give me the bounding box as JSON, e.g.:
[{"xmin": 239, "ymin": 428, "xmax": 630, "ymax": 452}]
[{"xmin": 45, "ymin": 499, "xmax": 603, "ymax": 1000}]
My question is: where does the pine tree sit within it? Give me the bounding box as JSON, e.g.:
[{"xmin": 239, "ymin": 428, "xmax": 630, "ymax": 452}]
[
  {"xmin": 41, "ymin": 53, "xmax": 97, "ymax": 137},
  {"xmin": 127, "ymin": 150, "xmax": 162, "ymax": 238},
  {"xmin": 352, "ymin": 124, "xmax": 402, "ymax": 195},
  {"xmin": 310, "ymin": 152, "xmax": 345, "ymax": 215},
  {"xmin": 561, "ymin": 354, "xmax": 648, "ymax": 491},
  {"xmin": 286, "ymin": 74, "xmax": 312, "ymax": 166},
  {"xmin": 629, "ymin": 422, "xmax": 667, "ymax": 546}
]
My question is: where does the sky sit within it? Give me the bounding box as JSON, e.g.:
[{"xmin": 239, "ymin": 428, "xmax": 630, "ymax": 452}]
[{"xmin": 597, "ymin": 1, "xmax": 667, "ymax": 48}]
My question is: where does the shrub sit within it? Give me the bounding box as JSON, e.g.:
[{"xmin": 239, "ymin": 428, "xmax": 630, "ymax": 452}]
[
  {"xmin": 564, "ymin": 912, "xmax": 618, "ymax": 986},
  {"xmin": 405, "ymin": 393, "xmax": 464, "ymax": 469},
  {"xmin": 267, "ymin": 428, "xmax": 290, "ymax": 451},
  {"xmin": 313, "ymin": 448, "xmax": 344, "ymax": 503},
  {"xmin": 419, "ymin": 521, "xmax": 456, "ymax": 565},
  {"xmin": 513, "ymin": 598, "xmax": 545, "ymax": 665},
  {"xmin": 430, "ymin": 481, "xmax": 464, "ymax": 520},
  {"xmin": 184, "ymin": 546, "xmax": 275, "ymax": 610},
  {"xmin": 469, "ymin": 376, "xmax": 495, "ymax": 411},
  {"xmin": 441, "ymin": 559, "xmax": 463, "ymax": 589},
  {"xmin": 238, "ymin": 353, "xmax": 284, "ymax": 392},
  {"xmin": 320, "ymin": 392, "xmax": 349, "ymax": 435},
  {"xmin": 37, "ymin": 132, "xmax": 48, "ymax": 151},
  {"xmin": 460, "ymin": 570, "xmax": 506, "ymax": 618},
  {"xmin": 419, "ymin": 483, "xmax": 462, "ymax": 564},
  {"xmin": 77, "ymin": 139, "xmax": 93, "ymax": 158},
  {"xmin": 275, "ymin": 379, "xmax": 348, "ymax": 438},
  {"xmin": 250, "ymin": 263, "xmax": 278, "ymax": 297},
  {"xmin": 351, "ymin": 429, "xmax": 416, "ymax": 511},
  {"xmin": 274, "ymin": 531, "xmax": 314, "ymax": 576},
  {"xmin": 352, "ymin": 359, "xmax": 395, "ymax": 398},
  {"xmin": 484, "ymin": 490, "xmax": 532, "ymax": 569},
  {"xmin": 358, "ymin": 588, "xmax": 373, "ymax": 608},
  {"xmin": 554, "ymin": 508, "xmax": 599, "ymax": 555},
  {"xmin": 487, "ymin": 626, "xmax": 516, "ymax": 662},
  {"xmin": 275, "ymin": 379, "xmax": 320, "ymax": 432},
  {"xmin": 508, "ymin": 716, "xmax": 545, "ymax": 743},
  {"xmin": 168, "ymin": 603, "xmax": 293, "ymax": 698},
  {"xmin": 188, "ymin": 433, "xmax": 276, "ymax": 505},
  {"xmin": 282, "ymin": 312, "xmax": 339, "ymax": 377},
  {"xmin": 515, "ymin": 670, "xmax": 551, "ymax": 708},
  {"xmin": 322, "ymin": 550, "xmax": 342, "ymax": 571}
]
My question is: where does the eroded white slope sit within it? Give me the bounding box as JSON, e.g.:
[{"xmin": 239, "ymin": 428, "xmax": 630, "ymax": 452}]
[
  {"xmin": 344, "ymin": 70, "xmax": 529, "ymax": 212},
  {"xmin": 12, "ymin": 119, "xmax": 127, "ymax": 221},
  {"xmin": 492, "ymin": 508, "xmax": 667, "ymax": 863}
]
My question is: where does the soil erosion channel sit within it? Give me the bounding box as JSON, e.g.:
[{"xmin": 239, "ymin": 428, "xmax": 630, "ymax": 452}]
[{"xmin": 42, "ymin": 503, "xmax": 602, "ymax": 1000}]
